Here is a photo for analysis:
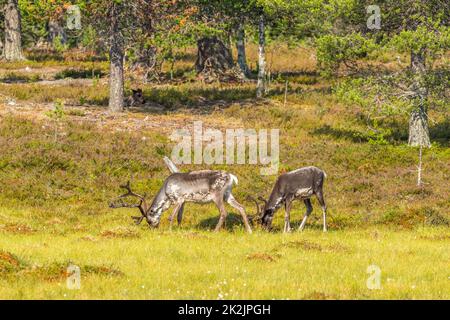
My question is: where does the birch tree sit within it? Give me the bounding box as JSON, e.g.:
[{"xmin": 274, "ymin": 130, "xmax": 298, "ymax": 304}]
[
  {"xmin": 316, "ymin": 0, "xmax": 449, "ymax": 147},
  {"xmin": 256, "ymin": 14, "xmax": 266, "ymax": 98},
  {"xmin": 2, "ymin": 0, "xmax": 25, "ymax": 61}
]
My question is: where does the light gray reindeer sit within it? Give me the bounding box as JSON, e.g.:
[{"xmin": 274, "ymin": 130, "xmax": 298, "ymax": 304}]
[
  {"xmin": 109, "ymin": 170, "xmax": 252, "ymax": 233},
  {"xmin": 250, "ymin": 166, "xmax": 327, "ymax": 232}
]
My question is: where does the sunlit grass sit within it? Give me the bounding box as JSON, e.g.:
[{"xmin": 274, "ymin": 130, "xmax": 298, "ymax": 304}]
[{"xmin": 0, "ymin": 217, "xmax": 448, "ymax": 299}]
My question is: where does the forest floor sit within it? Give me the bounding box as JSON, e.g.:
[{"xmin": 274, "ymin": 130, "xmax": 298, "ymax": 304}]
[{"xmin": 0, "ymin": 45, "xmax": 448, "ymax": 299}]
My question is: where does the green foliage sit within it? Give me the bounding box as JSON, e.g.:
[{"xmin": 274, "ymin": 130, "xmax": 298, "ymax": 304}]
[
  {"xmin": 80, "ymin": 25, "xmax": 97, "ymax": 50},
  {"xmin": 334, "ymin": 77, "xmax": 414, "ymax": 144},
  {"xmin": 316, "ymin": 33, "xmax": 376, "ymax": 76},
  {"xmin": 45, "ymin": 99, "xmax": 65, "ymax": 120},
  {"xmin": 18, "ymin": 0, "xmax": 88, "ymax": 48},
  {"xmin": 52, "ymin": 36, "xmax": 69, "ymax": 53},
  {"xmin": 389, "ymin": 25, "xmax": 450, "ymax": 57}
]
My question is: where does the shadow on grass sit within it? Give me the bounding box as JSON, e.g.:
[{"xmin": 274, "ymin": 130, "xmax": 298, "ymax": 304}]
[
  {"xmin": 311, "ymin": 125, "xmax": 370, "ymax": 143},
  {"xmin": 430, "ymin": 118, "xmax": 450, "ymax": 147},
  {"xmin": 313, "ymin": 118, "xmax": 449, "ymax": 146},
  {"xmin": 0, "ymin": 73, "xmax": 41, "ymax": 84},
  {"xmin": 25, "ymin": 51, "xmax": 64, "ymax": 62},
  {"xmin": 269, "ymin": 70, "xmax": 320, "ymax": 85},
  {"xmin": 126, "ymin": 84, "xmax": 287, "ymax": 114},
  {"xmin": 25, "ymin": 50, "xmax": 106, "ymax": 62},
  {"xmin": 55, "ymin": 68, "xmax": 105, "ymax": 80},
  {"xmin": 196, "ymin": 213, "xmax": 248, "ymax": 231}
]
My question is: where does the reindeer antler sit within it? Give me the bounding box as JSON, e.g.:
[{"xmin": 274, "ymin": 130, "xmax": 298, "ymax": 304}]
[
  {"xmin": 118, "ymin": 181, "xmax": 146, "ymax": 200},
  {"xmin": 246, "ymin": 195, "xmax": 267, "ymax": 224},
  {"xmin": 246, "ymin": 196, "xmax": 261, "ymax": 217},
  {"xmin": 109, "ymin": 181, "xmax": 149, "ymax": 225},
  {"xmin": 258, "ymin": 196, "xmax": 268, "ymax": 209}
]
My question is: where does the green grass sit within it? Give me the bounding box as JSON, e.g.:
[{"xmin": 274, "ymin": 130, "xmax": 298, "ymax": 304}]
[
  {"xmin": 1, "ymin": 220, "xmax": 448, "ymax": 299},
  {"xmin": 0, "ymin": 72, "xmax": 41, "ymax": 83},
  {"xmin": 0, "ymin": 46, "xmax": 449, "ymax": 299}
]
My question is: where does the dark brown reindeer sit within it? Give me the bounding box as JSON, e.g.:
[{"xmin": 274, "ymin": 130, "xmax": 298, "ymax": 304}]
[
  {"xmin": 126, "ymin": 88, "xmax": 145, "ymax": 107},
  {"xmin": 250, "ymin": 166, "xmax": 328, "ymax": 232},
  {"xmin": 109, "ymin": 170, "xmax": 252, "ymax": 233}
]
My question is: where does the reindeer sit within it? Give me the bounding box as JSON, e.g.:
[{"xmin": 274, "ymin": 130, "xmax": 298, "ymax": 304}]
[
  {"xmin": 250, "ymin": 166, "xmax": 327, "ymax": 232},
  {"xmin": 126, "ymin": 88, "xmax": 145, "ymax": 107},
  {"xmin": 109, "ymin": 170, "xmax": 252, "ymax": 233}
]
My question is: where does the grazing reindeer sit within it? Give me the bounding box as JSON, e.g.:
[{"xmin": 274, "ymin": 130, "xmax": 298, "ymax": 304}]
[
  {"xmin": 126, "ymin": 88, "xmax": 145, "ymax": 107},
  {"xmin": 109, "ymin": 170, "xmax": 252, "ymax": 233},
  {"xmin": 251, "ymin": 166, "xmax": 327, "ymax": 232}
]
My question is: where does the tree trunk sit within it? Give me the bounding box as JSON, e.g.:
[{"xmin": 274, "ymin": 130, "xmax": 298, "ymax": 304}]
[
  {"xmin": 256, "ymin": 15, "xmax": 266, "ymax": 98},
  {"xmin": 236, "ymin": 21, "xmax": 249, "ymax": 77},
  {"xmin": 408, "ymin": 50, "xmax": 431, "ymax": 147},
  {"xmin": 48, "ymin": 19, "xmax": 67, "ymax": 46},
  {"xmin": 3, "ymin": 0, "xmax": 25, "ymax": 61},
  {"xmin": 195, "ymin": 36, "xmax": 234, "ymax": 73},
  {"xmin": 108, "ymin": 2, "xmax": 124, "ymax": 112}
]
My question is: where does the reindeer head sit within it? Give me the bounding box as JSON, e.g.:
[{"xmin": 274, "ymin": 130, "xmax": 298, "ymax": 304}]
[
  {"xmin": 131, "ymin": 89, "xmax": 145, "ymax": 105},
  {"xmin": 109, "ymin": 181, "xmax": 152, "ymax": 226},
  {"xmin": 247, "ymin": 196, "xmax": 274, "ymax": 230}
]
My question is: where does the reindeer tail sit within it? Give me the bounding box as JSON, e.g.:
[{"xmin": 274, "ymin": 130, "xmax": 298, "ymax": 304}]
[{"xmin": 230, "ymin": 174, "xmax": 239, "ymax": 185}]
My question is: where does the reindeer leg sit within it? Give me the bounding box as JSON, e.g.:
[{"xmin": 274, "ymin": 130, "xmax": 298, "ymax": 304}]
[
  {"xmin": 284, "ymin": 198, "xmax": 293, "ymax": 233},
  {"xmin": 315, "ymin": 191, "xmax": 327, "ymax": 232},
  {"xmin": 169, "ymin": 202, "xmax": 183, "ymax": 230},
  {"xmin": 177, "ymin": 203, "xmax": 185, "ymax": 226},
  {"xmin": 298, "ymin": 199, "xmax": 313, "ymax": 231},
  {"xmin": 227, "ymin": 194, "xmax": 252, "ymax": 234},
  {"xmin": 214, "ymin": 198, "xmax": 228, "ymax": 232}
]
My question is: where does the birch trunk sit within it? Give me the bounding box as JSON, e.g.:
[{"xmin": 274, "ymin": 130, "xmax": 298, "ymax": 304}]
[
  {"xmin": 256, "ymin": 15, "xmax": 266, "ymax": 98},
  {"xmin": 3, "ymin": 0, "xmax": 25, "ymax": 61},
  {"xmin": 408, "ymin": 50, "xmax": 431, "ymax": 147},
  {"xmin": 108, "ymin": 2, "xmax": 124, "ymax": 112},
  {"xmin": 236, "ymin": 21, "xmax": 249, "ymax": 77}
]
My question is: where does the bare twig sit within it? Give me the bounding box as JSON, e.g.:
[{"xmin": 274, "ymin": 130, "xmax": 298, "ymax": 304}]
[{"xmin": 283, "ymin": 80, "xmax": 288, "ymax": 107}]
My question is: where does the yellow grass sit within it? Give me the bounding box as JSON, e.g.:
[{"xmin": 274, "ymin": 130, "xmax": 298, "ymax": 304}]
[{"xmin": 1, "ymin": 215, "xmax": 448, "ymax": 299}]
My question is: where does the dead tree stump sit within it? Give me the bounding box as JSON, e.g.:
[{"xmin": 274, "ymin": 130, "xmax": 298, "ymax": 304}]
[{"xmin": 195, "ymin": 37, "xmax": 244, "ymax": 83}]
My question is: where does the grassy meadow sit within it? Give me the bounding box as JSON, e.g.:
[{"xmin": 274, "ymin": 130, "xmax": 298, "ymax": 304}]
[{"xmin": 0, "ymin": 45, "xmax": 449, "ymax": 299}]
